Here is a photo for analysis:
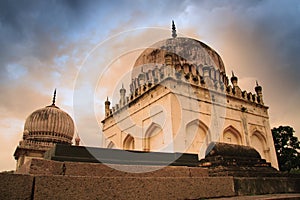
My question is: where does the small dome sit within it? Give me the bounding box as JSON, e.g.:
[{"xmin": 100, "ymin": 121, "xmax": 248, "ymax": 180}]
[
  {"xmin": 23, "ymin": 104, "xmax": 74, "ymax": 144},
  {"xmin": 132, "ymin": 37, "xmax": 225, "ymax": 78}
]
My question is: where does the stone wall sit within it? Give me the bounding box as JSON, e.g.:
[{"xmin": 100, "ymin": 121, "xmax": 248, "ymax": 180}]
[
  {"xmin": 16, "ymin": 158, "xmax": 208, "ymax": 177},
  {"xmin": 33, "ymin": 176, "xmax": 234, "ymax": 200},
  {"xmin": 0, "ymin": 173, "xmax": 235, "ymax": 200},
  {"xmin": 234, "ymin": 177, "xmax": 300, "ymax": 196},
  {"xmin": 2, "ymin": 161, "xmax": 300, "ymax": 200},
  {"xmin": 0, "ymin": 173, "xmax": 33, "ymax": 200}
]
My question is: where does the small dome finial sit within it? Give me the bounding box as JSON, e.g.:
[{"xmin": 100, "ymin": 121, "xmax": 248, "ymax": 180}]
[
  {"xmin": 52, "ymin": 89, "xmax": 57, "ymax": 105},
  {"xmin": 230, "ymin": 71, "xmax": 238, "ymax": 86},
  {"xmin": 75, "ymin": 134, "xmax": 80, "ymax": 146},
  {"xmin": 255, "ymin": 80, "xmax": 262, "ymax": 93},
  {"xmin": 172, "ymin": 20, "xmax": 177, "ymax": 38}
]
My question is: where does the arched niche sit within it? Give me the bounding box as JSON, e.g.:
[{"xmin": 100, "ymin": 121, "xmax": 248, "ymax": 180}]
[
  {"xmin": 223, "ymin": 125, "xmax": 242, "ymax": 145},
  {"xmin": 144, "ymin": 123, "xmax": 163, "ymax": 152},
  {"xmin": 185, "ymin": 119, "xmax": 210, "ymax": 154},
  {"xmin": 250, "ymin": 131, "xmax": 268, "ymax": 160},
  {"xmin": 123, "ymin": 134, "xmax": 135, "ymax": 150}
]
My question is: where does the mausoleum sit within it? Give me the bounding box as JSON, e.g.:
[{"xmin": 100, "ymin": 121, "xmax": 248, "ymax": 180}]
[{"xmin": 101, "ymin": 21, "xmax": 278, "ymax": 169}]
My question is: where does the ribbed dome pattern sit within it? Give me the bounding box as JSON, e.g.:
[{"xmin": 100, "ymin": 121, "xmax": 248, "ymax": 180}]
[
  {"xmin": 133, "ymin": 37, "xmax": 225, "ymax": 78},
  {"xmin": 23, "ymin": 105, "xmax": 74, "ymax": 144}
]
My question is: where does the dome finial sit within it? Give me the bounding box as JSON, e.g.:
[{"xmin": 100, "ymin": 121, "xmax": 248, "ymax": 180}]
[
  {"xmin": 230, "ymin": 71, "xmax": 238, "ymax": 86},
  {"xmin": 75, "ymin": 133, "xmax": 80, "ymax": 146},
  {"xmin": 52, "ymin": 88, "xmax": 57, "ymax": 105},
  {"xmin": 172, "ymin": 20, "xmax": 177, "ymax": 38},
  {"xmin": 256, "ymin": 80, "xmax": 259, "ymax": 86}
]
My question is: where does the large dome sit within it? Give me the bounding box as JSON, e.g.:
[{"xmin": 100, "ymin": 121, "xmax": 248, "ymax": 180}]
[
  {"xmin": 23, "ymin": 104, "xmax": 74, "ymax": 144},
  {"xmin": 133, "ymin": 37, "xmax": 225, "ymax": 76}
]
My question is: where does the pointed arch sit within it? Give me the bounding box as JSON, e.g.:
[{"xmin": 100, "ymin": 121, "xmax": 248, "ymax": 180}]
[
  {"xmin": 144, "ymin": 122, "xmax": 163, "ymax": 152},
  {"xmin": 107, "ymin": 141, "xmax": 116, "ymax": 149},
  {"xmin": 250, "ymin": 131, "xmax": 268, "ymax": 160},
  {"xmin": 223, "ymin": 125, "xmax": 242, "ymax": 145},
  {"xmin": 185, "ymin": 119, "xmax": 210, "ymax": 154},
  {"xmin": 123, "ymin": 134, "xmax": 135, "ymax": 150}
]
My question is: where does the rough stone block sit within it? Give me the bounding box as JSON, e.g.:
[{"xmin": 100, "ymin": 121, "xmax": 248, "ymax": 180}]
[
  {"xmin": 234, "ymin": 177, "xmax": 300, "ymax": 195},
  {"xmin": 17, "ymin": 159, "xmax": 209, "ymax": 177},
  {"xmin": 16, "ymin": 158, "xmax": 62, "ymax": 175},
  {"xmin": 34, "ymin": 176, "xmax": 235, "ymax": 199},
  {"xmin": 0, "ymin": 173, "xmax": 33, "ymax": 200},
  {"xmin": 64, "ymin": 162, "xmax": 209, "ymax": 177}
]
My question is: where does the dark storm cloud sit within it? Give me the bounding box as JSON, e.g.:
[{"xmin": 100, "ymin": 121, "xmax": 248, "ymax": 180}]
[
  {"xmin": 0, "ymin": 0, "xmax": 94, "ymax": 74},
  {"xmin": 0, "ymin": 0, "xmax": 101, "ymax": 126},
  {"xmin": 190, "ymin": 0, "xmax": 300, "ymax": 84}
]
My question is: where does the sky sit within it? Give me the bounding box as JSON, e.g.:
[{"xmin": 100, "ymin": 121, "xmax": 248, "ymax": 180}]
[{"xmin": 1, "ymin": 0, "xmax": 300, "ymax": 171}]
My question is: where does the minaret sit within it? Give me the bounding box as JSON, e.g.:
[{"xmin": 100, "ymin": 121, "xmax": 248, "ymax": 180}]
[
  {"xmin": 255, "ymin": 80, "xmax": 264, "ymax": 104},
  {"xmin": 105, "ymin": 97, "xmax": 111, "ymax": 117},
  {"xmin": 231, "ymin": 71, "xmax": 238, "ymax": 87},
  {"xmin": 119, "ymin": 84, "xmax": 126, "ymax": 106},
  {"xmin": 172, "ymin": 20, "xmax": 177, "ymax": 38}
]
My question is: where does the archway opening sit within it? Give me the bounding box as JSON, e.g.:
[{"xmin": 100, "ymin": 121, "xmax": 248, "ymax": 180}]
[
  {"xmin": 223, "ymin": 126, "xmax": 242, "ymax": 145},
  {"xmin": 144, "ymin": 123, "xmax": 163, "ymax": 152},
  {"xmin": 185, "ymin": 120, "xmax": 210, "ymax": 155},
  {"xmin": 123, "ymin": 134, "xmax": 135, "ymax": 150}
]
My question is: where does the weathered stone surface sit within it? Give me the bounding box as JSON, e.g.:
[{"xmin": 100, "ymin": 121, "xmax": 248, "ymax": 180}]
[
  {"xmin": 0, "ymin": 173, "xmax": 33, "ymax": 200},
  {"xmin": 205, "ymin": 142, "xmax": 261, "ymax": 159},
  {"xmin": 200, "ymin": 142, "xmax": 280, "ymax": 177},
  {"xmin": 2, "ymin": 168, "xmax": 300, "ymax": 199},
  {"xmin": 65, "ymin": 162, "xmax": 209, "ymax": 177},
  {"xmin": 33, "ymin": 176, "xmax": 235, "ymax": 199},
  {"xmin": 16, "ymin": 158, "xmax": 62, "ymax": 175},
  {"xmin": 234, "ymin": 177, "xmax": 300, "ymax": 196},
  {"xmin": 17, "ymin": 158, "xmax": 209, "ymax": 177}
]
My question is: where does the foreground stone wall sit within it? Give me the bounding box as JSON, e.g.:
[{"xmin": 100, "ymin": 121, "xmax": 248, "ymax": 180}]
[
  {"xmin": 4, "ymin": 159, "xmax": 300, "ymax": 199},
  {"xmin": 34, "ymin": 176, "xmax": 234, "ymax": 199},
  {"xmin": 0, "ymin": 173, "xmax": 33, "ymax": 200},
  {"xmin": 1, "ymin": 172, "xmax": 299, "ymax": 199},
  {"xmin": 1, "ymin": 173, "xmax": 234, "ymax": 200},
  {"xmin": 234, "ymin": 177, "xmax": 300, "ymax": 196}
]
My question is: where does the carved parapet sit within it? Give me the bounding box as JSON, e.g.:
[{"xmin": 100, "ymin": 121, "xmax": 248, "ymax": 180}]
[
  {"xmin": 247, "ymin": 92, "xmax": 253, "ymax": 102},
  {"xmin": 226, "ymin": 86, "xmax": 232, "ymax": 95},
  {"xmin": 241, "ymin": 91, "xmax": 247, "ymax": 99}
]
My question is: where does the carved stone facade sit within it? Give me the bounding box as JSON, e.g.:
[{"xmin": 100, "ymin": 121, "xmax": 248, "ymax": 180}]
[{"xmin": 101, "ymin": 30, "xmax": 278, "ymax": 169}]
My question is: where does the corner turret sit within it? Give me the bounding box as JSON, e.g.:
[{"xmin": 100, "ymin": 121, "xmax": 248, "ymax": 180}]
[
  {"xmin": 255, "ymin": 81, "xmax": 263, "ymax": 104},
  {"xmin": 105, "ymin": 97, "xmax": 111, "ymax": 117},
  {"xmin": 119, "ymin": 84, "xmax": 126, "ymax": 106}
]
